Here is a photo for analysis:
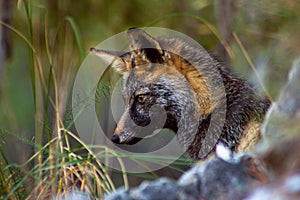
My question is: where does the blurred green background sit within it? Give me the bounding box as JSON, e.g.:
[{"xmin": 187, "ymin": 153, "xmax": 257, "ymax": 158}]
[{"xmin": 0, "ymin": 0, "xmax": 299, "ymax": 199}]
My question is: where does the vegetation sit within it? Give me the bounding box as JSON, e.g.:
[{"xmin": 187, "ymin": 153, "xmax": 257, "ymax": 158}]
[{"xmin": 0, "ymin": 0, "xmax": 299, "ymax": 199}]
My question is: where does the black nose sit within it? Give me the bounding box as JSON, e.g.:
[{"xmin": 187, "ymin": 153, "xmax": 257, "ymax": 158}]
[{"xmin": 112, "ymin": 134, "xmax": 120, "ymax": 143}]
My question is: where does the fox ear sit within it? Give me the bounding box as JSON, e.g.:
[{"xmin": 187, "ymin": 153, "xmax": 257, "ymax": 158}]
[
  {"xmin": 90, "ymin": 48, "xmax": 131, "ymax": 74},
  {"xmin": 127, "ymin": 28, "xmax": 164, "ymax": 63}
]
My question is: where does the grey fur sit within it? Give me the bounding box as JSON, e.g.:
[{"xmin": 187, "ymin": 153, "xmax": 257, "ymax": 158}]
[{"xmin": 92, "ymin": 28, "xmax": 270, "ymax": 159}]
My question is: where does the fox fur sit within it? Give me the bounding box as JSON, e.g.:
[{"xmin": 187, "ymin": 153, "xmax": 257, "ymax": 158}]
[{"xmin": 91, "ymin": 28, "xmax": 270, "ymax": 159}]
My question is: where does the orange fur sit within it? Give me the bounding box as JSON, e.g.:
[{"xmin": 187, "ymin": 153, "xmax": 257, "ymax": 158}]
[{"xmin": 238, "ymin": 121, "xmax": 262, "ymax": 151}]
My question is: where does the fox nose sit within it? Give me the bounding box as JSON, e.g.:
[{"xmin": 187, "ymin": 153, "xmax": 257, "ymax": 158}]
[{"xmin": 111, "ymin": 134, "xmax": 120, "ymax": 144}]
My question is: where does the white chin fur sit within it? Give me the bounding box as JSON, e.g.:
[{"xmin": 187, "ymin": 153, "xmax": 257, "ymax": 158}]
[{"xmin": 216, "ymin": 143, "xmax": 232, "ymax": 161}]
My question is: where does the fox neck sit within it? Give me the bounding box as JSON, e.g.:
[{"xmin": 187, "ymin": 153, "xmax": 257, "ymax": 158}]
[{"xmin": 159, "ymin": 78, "xmax": 202, "ymax": 153}]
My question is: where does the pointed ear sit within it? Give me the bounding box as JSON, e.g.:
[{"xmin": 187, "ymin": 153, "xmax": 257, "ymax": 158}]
[
  {"xmin": 90, "ymin": 48, "xmax": 131, "ymax": 74},
  {"xmin": 127, "ymin": 28, "xmax": 165, "ymax": 63}
]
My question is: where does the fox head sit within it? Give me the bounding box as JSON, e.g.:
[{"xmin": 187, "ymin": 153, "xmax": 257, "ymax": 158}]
[{"xmin": 91, "ymin": 28, "xmax": 223, "ymax": 151}]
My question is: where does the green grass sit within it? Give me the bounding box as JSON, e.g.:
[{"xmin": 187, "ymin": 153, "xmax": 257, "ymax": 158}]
[{"xmin": 0, "ymin": 1, "xmax": 120, "ymax": 199}]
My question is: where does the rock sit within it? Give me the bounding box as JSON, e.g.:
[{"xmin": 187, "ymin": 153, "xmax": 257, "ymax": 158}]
[
  {"xmin": 247, "ymin": 59, "xmax": 300, "ymax": 199},
  {"xmin": 104, "ymin": 150, "xmax": 269, "ymax": 200},
  {"xmin": 245, "ymin": 174, "xmax": 300, "ymax": 200},
  {"xmin": 262, "ymin": 59, "xmax": 300, "ymax": 143},
  {"xmin": 104, "ymin": 178, "xmax": 200, "ymax": 200},
  {"xmin": 258, "ymin": 135, "xmax": 300, "ymax": 177},
  {"xmin": 104, "ymin": 187, "xmax": 132, "ymax": 200},
  {"xmin": 256, "ymin": 58, "xmax": 300, "ymax": 177},
  {"xmin": 179, "ymin": 152, "xmax": 268, "ymax": 200}
]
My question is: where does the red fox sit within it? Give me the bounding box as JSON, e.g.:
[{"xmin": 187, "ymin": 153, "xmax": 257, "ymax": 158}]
[{"xmin": 91, "ymin": 28, "xmax": 270, "ymax": 159}]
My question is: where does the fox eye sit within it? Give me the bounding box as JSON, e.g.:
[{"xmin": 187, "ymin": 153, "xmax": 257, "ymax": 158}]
[{"xmin": 136, "ymin": 94, "xmax": 146, "ymax": 103}]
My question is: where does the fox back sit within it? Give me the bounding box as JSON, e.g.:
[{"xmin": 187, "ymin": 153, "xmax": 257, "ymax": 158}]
[{"xmin": 91, "ymin": 28, "xmax": 270, "ymax": 159}]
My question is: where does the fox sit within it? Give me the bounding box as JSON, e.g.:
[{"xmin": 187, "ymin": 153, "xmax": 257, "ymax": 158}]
[{"xmin": 91, "ymin": 28, "xmax": 270, "ymax": 159}]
